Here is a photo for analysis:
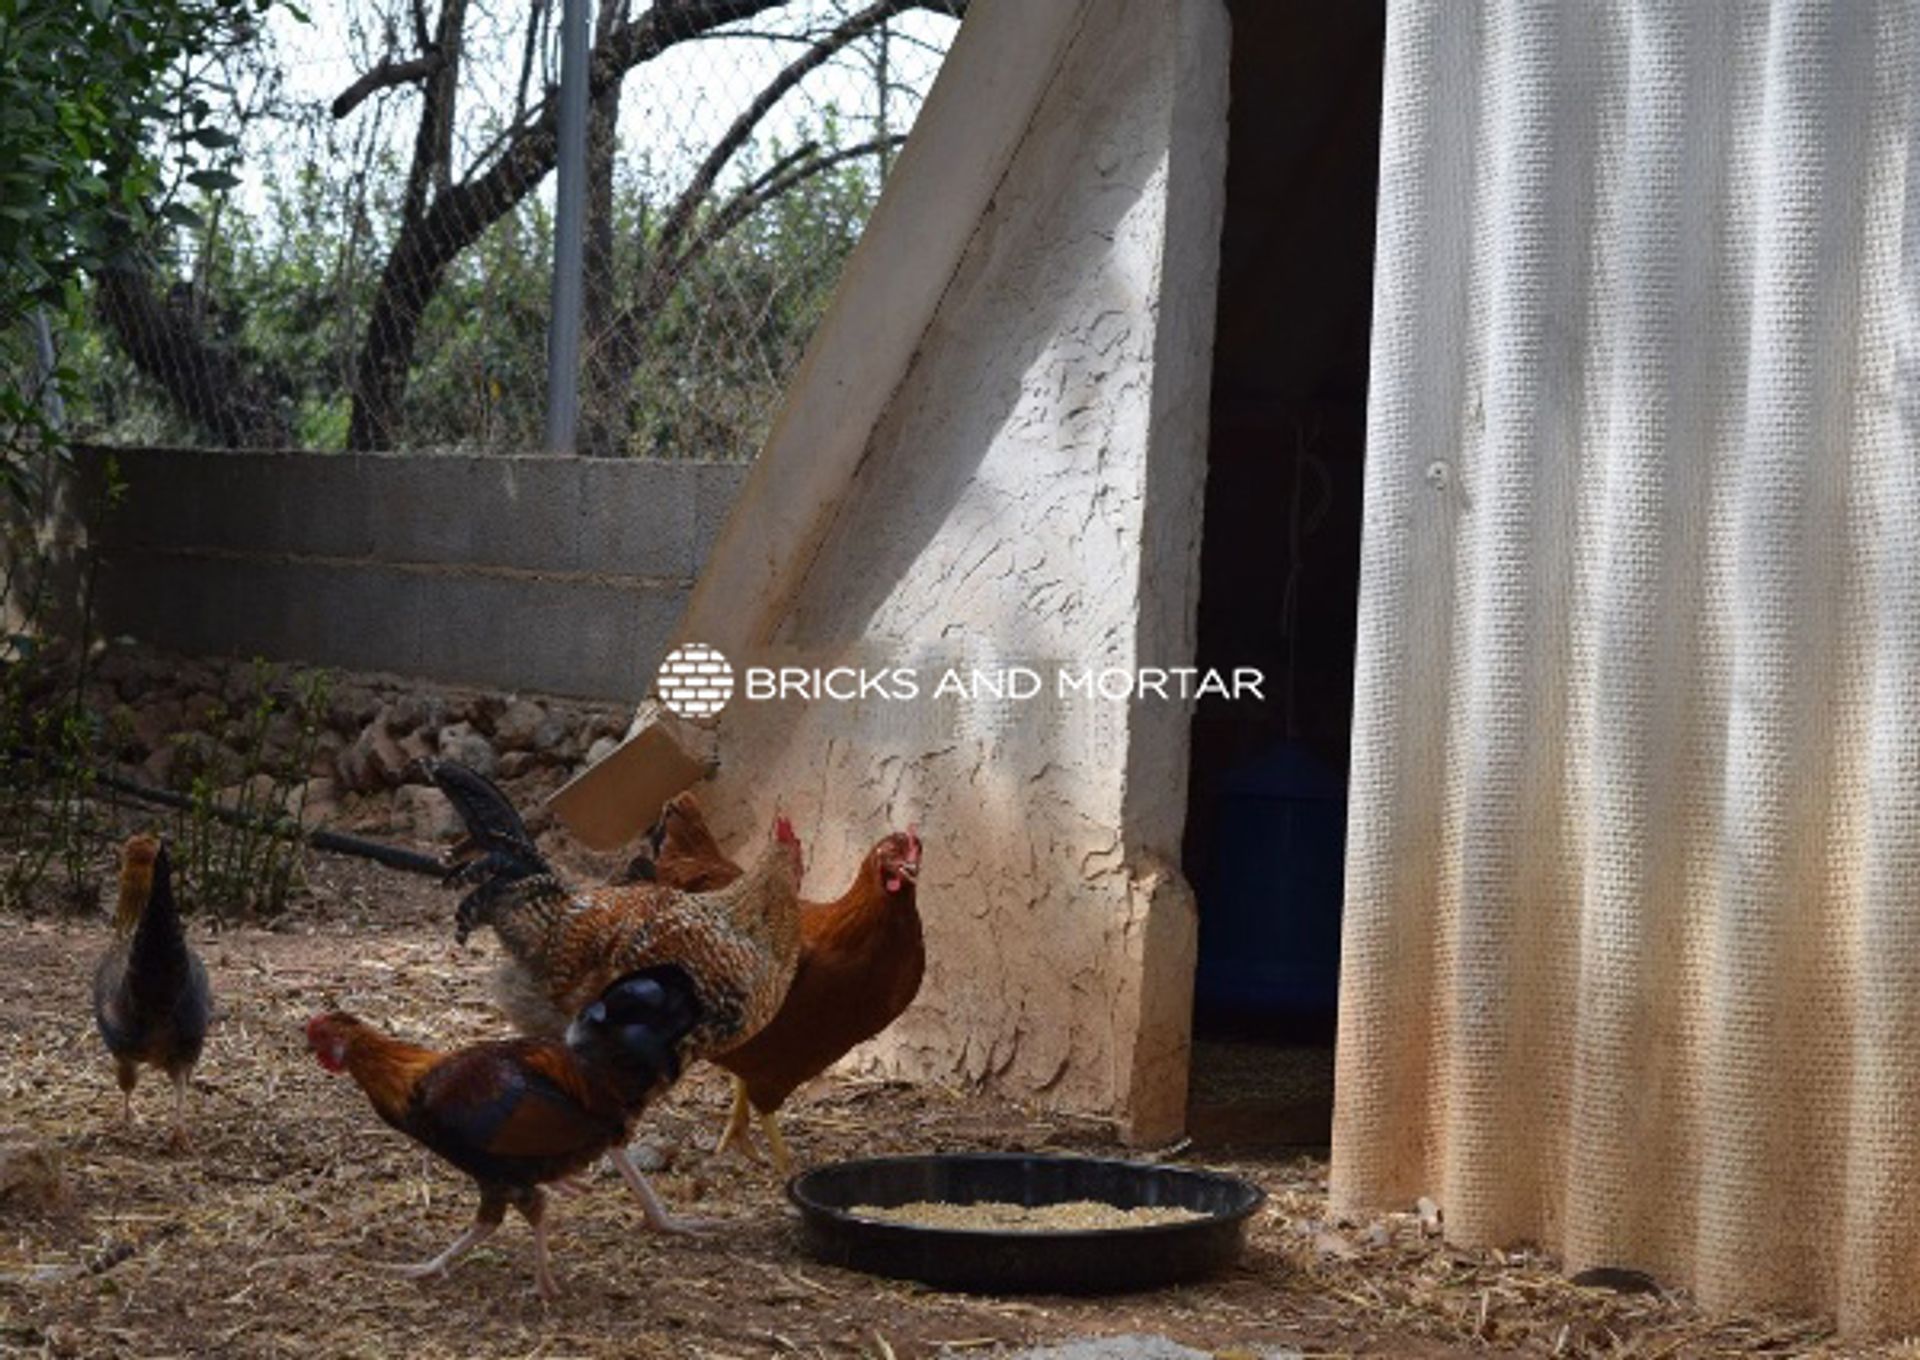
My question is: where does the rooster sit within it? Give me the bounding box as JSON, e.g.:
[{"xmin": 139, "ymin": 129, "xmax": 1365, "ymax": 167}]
[
  {"xmin": 92, "ymin": 836, "xmax": 211, "ymax": 1150},
  {"xmin": 636, "ymin": 792, "xmax": 924, "ymax": 1175},
  {"xmin": 423, "ymin": 760, "xmax": 804, "ymax": 1225},
  {"xmin": 308, "ymin": 964, "xmax": 702, "ymax": 1298}
]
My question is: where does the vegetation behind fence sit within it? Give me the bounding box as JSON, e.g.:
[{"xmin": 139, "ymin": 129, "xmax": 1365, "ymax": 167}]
[{"xmin": 58, "ymin": 0, "xmax": 963, "ymax": 460}]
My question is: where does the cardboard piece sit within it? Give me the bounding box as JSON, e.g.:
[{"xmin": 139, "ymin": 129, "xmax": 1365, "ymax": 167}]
[{"xmin": 545, "ymin": 706, "xmax": 711, "ymax": 851}]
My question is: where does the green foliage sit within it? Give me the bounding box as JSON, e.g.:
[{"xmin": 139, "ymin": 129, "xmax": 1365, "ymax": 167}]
[
  {"xmin": 171, "ymin": 659, "xmax": 329, "ymax": 919},
  {"xmin": 67, "ymin": 110, "xmax": 887, "ymax": 459},
  {"xmin": 0, "ymin": 673, "xmax": 107, "ymax": 911},
  {"xmin": 625, "ymin": 126, "xmax": 880, "ymax": 459},
  {"xmin": 0, "ymin": 563, "xmax": 110, "ymax": 913},
  {"xmin": 0, "ymin": 0, "xmax": 281, "ymax": 325}
]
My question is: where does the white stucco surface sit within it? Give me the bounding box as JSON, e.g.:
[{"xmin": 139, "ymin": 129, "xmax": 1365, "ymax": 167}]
[{"xmin": 640, "ymin": 0, "xmax": 1231, "ymax": 1137}]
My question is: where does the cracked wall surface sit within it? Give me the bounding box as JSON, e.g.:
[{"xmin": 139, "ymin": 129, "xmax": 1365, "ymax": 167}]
[{"xmin": 683, "ymin": 0, "xmax": 1229, "ymax": 1139}]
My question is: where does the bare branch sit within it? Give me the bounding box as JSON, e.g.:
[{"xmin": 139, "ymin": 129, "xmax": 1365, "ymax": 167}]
[
  {"xmin": 348, "ymin": 0, "xmax": 967, "ymax": 448},
  {"xmin": 512, "ymin": 0, "xmax": 551, "ymax": 124},
  {"xmin": 681, "ymin": 134, "xmax": 906, "ymax": 272},
  {"xmin": 647, "ymin": 0, "xmax": 938, "ymax": 270},
  {"xmin": 330, "ymin": 51, "xmax": 446, "ymax": 120}
]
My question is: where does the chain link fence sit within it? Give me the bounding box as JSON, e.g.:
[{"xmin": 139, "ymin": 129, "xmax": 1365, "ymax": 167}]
[{"xmin": 70, "ymin": 0, "xmax": 963, "ymax": 459}]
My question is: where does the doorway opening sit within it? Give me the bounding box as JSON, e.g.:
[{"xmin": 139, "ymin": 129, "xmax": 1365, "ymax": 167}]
[{"xmin": 1182, "ymin": 0, "xmax": 1386, "ymax": 1150}]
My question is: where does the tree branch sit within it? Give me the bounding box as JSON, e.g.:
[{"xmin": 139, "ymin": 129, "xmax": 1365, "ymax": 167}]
[
  {"xmin": 347, "ymin": 0, "xmax": 966, "ymax": 449},
  {"xmin": 648, "ymin": 0, "xmax": 940, "ymax": 271},
  {"xmin": 678, "ymin": 133, "xmax": 906, "ymax": 275},
  {"xmin": 330, "ymin": 51, "xmax": 446, "ymax": 120}
]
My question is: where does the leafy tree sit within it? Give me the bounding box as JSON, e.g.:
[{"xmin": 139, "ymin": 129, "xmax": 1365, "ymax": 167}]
[
  {"xmin": 0, "ymin": 0, "xmax": 289, "ymax": 485},
  {"xmin": 68, "ymin": 106, "xmax": 886, "ymax": 462},
  {"xmin": 67, "ymin": 0, "xmax": 958, "ymax": 461}
]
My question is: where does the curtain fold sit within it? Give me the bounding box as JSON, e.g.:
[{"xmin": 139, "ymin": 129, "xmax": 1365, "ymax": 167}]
[{"xmin": 1332, "ymin": 0, "xmax": 1920, "ymax": 1331}]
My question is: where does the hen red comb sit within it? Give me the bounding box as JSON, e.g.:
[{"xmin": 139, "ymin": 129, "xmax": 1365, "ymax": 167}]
[{"xmin": 774, "ymin": 813, "xmax": 799, "ymax": 846}]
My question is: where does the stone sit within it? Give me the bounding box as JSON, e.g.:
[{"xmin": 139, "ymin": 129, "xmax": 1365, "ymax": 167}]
[
  {"xmin": 260, "ymin": 709, "xmax": 308, "ymax": 764},
  {"xmin": 496, "ymin": 749, "xmax": 538, "ymax": 781},
  {"xmin": 586, "ymin": 710, "xmax": 630, "ymax": 742},
  {"xmin": 395, "ymin": 784, "xmax": 463, "ymax": 842},
  {"xmin": 293, "ymin": 776, "xmax": 338, "ymax": 828},
  {"xmin": 327, "ymin": 683, "xmax": 383, "ymax": 733},
  {"xmin": 492, "ymin": 698, "xmax": 553, "ymax": 752},
  {"xmin": 584, "ymin": 735, "xmax": 620, "ymax": 767},
  {"xmin": 141, "ymin": 743, "xmax": 176, "ymax": 788},
  {"xmin": 131, "ymin": 696, "xmax": 186, "ymax": 755},
  {"xmin": 387, "ymin": 691, "xmax": 450, "ymax": 736},
  {"xmin": 174, "ymin": 658, "xmax": 221, "ymax": 697},
  {"xmin": 437, "ymin": 721, "xmax": 499, "ymax": 778},
  {"xmin": 158, "ymin": 731, "xmax": 236, "ymax": 791},
  {"xmin": 336, "ymin": 721, "xmax": 408, "ymax": 793},
  {"xmin": 308, "ymin": 729, "xmax": 346, "ymax": 777},
  {"xmin": 97, "ymin": 648, "xmax": 166, "ymax": 703},
  {"xmin": 216, "ymin": 772, "xmax": 284, "ymax": 813},
  {"xmin": 181, "ymin": 691, "xmax": 226, "ymax": 733},
  {"xmin": 397, "ymin": 728, "xmax": 435, "ymax": 771}
]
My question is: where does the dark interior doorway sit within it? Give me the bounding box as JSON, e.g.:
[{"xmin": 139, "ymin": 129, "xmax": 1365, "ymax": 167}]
[{"xmin": 1182, "ymin": 0, "xmax": 1386, "ymax": 1148}]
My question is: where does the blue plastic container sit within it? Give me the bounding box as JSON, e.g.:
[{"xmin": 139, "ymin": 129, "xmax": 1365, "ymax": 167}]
[{"xmin": 1193, "ymin": 741, "xmax": 1347, "ymax": 1031}]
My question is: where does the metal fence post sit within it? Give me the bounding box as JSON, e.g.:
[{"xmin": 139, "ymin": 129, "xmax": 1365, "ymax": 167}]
[{"xmin": 544, "ymin": 0, "xmax": 590, "ymax": 454}]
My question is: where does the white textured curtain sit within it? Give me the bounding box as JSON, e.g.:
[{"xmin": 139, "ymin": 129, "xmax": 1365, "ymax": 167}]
[{"xmin": 1331, "ymin": 0, "xmax": 1920, "ymax": 1333}]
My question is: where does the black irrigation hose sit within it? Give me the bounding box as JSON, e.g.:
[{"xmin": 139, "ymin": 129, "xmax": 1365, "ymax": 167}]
[{"xmin": 87, "ymin": 767, "xmax": 448, "ymax": 878}]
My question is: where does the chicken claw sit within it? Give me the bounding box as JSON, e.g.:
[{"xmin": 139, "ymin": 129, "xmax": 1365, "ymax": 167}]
[{"xmin": 385, "ymin": 1219, "xmax": 498, "ymax": 1284}]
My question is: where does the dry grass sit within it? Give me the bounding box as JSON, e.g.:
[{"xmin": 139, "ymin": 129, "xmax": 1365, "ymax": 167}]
[{"xmin": 0, "ymin": 833, "xmax": 1887, "ymax": 1358}]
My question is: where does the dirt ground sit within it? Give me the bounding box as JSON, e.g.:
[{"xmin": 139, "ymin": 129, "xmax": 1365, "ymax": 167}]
[{"xmin": 0, "ymin": 835, "xmax": 1876, "ymax": 1358}]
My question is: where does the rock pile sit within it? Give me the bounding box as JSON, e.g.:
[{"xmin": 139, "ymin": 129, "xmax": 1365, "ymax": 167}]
[{"xmin": 74, "ymin": 643, "xmax": 632, "ymax": 843}]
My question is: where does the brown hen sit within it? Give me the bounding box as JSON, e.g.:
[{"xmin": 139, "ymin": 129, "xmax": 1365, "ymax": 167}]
[{"xmin": 635, "ymin": 791, "xmax": 924, "ymax": 1175}]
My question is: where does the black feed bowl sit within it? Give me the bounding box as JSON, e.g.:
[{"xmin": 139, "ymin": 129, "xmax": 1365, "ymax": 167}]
[{"xmin": 787, "ymin": 1153, "xmax": 1266, "ymax": 1294}]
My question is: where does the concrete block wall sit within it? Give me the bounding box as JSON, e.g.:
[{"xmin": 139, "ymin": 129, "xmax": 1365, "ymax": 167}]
[{"xmin": 73, "ymin": 447, "xmax": 747, "ymax": 700}]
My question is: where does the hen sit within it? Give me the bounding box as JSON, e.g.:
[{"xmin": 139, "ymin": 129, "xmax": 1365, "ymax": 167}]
[
  {"xmin": 636, "ymin": 792, "xmax": 924, "ymax": 1175},
  {"xmin": 308, "ymin": 964, "xmax": 701, "ymax": 1297},
  {"xmin": 424, "ymin": 759, "xmax": 804, "ymax": 1221},
  {"xmin": 92, "ymin": 836, "xmax": 211, "ymax": 1149}
]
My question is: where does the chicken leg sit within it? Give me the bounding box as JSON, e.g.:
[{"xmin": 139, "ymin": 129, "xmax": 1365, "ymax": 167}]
[
  {"xmin": 521, "ymin": 1193, "xmax": 558, "ymax": 1300},
  {"xmin": 758, "ymin": 1108, "xmax": 793, "ymax": 1178},
  {"xmin": 389, "ymin": 1202, "xmax": 503, "ymax": 1284},
  {"xmin": 609, "ymin": 1146, "xmax": 713, "ymax": 1234},
  {"xmin": 167, "ymin": 1068, "xmax": 192, "ymax": 1151},
  {"xmin": 713, "ymin": 1076, "xmax": 793, "ymax": 1177},
  {"xmin": 115, "ymin": 1057, "xmax": 138, "ymax": 1127},
  {"xmin": 713, "ymin": 1077, "xmax": 755, "ymax": 1160}
]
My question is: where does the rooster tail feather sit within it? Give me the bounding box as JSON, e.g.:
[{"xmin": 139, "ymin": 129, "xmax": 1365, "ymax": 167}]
[
  {"xmin": 127, "ymin": 845, "xmax": 190, "ymax": 991},
  {"xmin": 424, "ymin": 759, "xmax": 556, "ymax": 942},
  {"xmin": 423, "ymin": 759, "xmax": 547, "ymax": 869}
]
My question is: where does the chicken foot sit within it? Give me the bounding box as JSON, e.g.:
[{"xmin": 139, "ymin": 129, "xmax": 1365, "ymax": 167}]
[
  {"xmin": 713, "ymin": 1077, "xmax": 793, "ymax": 1177},
  {"xmin": 388, "ymin": 1191, "xmax": 557, "ymax": 1298},
  {"xmin": 388, "ymin": 1217, "xmax": 498, "ymax": 1284},
  {"xmin": 758, "ymin": 1109, "xmax": 793, "ymax": 1178},
  {"xmin": 609, "ymin": 1145, "xmax": 714, "ymax": 1234}
]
